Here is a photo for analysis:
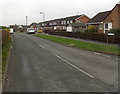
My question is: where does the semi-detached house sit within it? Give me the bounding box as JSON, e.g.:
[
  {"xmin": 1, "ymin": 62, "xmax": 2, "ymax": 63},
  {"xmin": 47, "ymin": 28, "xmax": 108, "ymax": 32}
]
[{"xmin": 87, "ymin": 3, "xmax": 120, "ymax": 33}]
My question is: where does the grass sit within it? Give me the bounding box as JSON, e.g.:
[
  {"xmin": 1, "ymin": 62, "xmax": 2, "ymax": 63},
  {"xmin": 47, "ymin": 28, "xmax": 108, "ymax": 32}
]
[
  {"xmin": 35, "ymin": 34, "xmax": 119, "ymax": 55},
  {"xmin": 2, "ymin": 41, "xmax": 11, "ymax": 75}
]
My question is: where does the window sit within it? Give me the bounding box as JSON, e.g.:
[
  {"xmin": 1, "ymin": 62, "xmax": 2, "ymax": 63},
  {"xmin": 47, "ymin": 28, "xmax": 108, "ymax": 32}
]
[
  {"xmin": 105, "ymin": 23, "xmax": 108, "ymax": 29},
  {"xmin": 70, "ymin": 20, "xmax": 73, "ymax": 23},
  {"xmin": 67, "ymin": 21, "xmax": 69, "ymax": 24},
  {"xmin": 61, "ymin": 21, "xmax": 64, "ymax": 25},
  {"xmin": 99, "ymin": 24, "xmax": 103, "ymax": 30},
  {"xmin": 53, "ymin": 22, "xmax": 57, "ymax": 25},
  {"xmin": 49, "ymin": 22, "xmax": 53, "ymax": 25},
  {"xmin": 63, "ymin": 21, "xmax": 66, "ymax": 24}
]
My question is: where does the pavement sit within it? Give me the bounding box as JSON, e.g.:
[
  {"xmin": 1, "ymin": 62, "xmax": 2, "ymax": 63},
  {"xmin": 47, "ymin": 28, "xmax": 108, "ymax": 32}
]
[
  {"xmin": 2, "ymin": 33, "xmax": 118, "ymax": 92},
  {"xmin": 0, "ymin": 31, "xmax": 2, "ymax": 93}
]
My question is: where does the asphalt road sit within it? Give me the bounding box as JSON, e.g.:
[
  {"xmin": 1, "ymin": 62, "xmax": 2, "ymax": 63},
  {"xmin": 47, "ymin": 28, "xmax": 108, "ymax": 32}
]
[{"xmin": 3, "ymin": 33, "xmax": 118, "ymax": 92}]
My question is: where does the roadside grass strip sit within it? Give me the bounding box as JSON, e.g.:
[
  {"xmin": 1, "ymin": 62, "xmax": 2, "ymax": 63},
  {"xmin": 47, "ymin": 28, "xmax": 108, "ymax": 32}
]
[
  {"xmin": 34, "ymin": 34, "xmax": 119, "ymax": 55},
  {"xmin": 2, "ymin": 41, "xmax": 11, "ymax": 74}
]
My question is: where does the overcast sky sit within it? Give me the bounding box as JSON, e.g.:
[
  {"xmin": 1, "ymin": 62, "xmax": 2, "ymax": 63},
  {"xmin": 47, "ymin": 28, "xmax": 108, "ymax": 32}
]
[{"xmin": 0, "ymin": 0, "xmax": 120, "ymax": 26}]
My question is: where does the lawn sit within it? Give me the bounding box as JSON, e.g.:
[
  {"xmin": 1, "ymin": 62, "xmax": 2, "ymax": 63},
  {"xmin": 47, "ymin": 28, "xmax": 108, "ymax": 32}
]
[{"xmin": 35, "ymin": 34, "xmax": 119, "ymax": 55}]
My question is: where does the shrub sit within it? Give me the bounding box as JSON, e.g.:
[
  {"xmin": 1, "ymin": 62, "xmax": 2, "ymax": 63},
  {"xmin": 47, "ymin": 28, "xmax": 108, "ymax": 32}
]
[
  {"xmin": 109, "ymin": 28, "xmax": 120, "ymax": 34},
  {"xmin": 85, "ymin": 26, "xmax": 98, "ymax": 33},
  {"xmin": 2, "ymin": 29, "xmax": 11, "ymax": 48},
  {"xmin": 37, "ymin": 30, "xmax": 43, "ymax": 33}
]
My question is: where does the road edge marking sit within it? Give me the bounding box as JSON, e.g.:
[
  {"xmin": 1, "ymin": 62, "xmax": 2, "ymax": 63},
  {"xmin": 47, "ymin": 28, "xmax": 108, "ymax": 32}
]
[
  {"xmin": 94, "ymin": 52, "xmax": 101, "ymax": 55},
  {"xmin": 54, "ymin": 54, "xmax": 94, "ymax": 78},
  {"xmin": 38, "ymin": 44, "xmax": 45, "ymax": 49},
  {"xmin": 103, "ymin": 55, "xmax": 111, "ymax": 58}
]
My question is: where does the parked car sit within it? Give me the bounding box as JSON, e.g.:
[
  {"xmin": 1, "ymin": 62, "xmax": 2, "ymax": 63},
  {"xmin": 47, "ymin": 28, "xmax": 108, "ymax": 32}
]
[
  {"xmin": 10, "ymin": 28, "xmax": 14, "ymax": 34},
  {"xmin": 27, "ymin": 28, "xmax": 35, "ymax": 34}
]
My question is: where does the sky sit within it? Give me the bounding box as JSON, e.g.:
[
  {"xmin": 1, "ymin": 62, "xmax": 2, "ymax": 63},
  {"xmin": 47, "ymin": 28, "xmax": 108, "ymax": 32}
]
[{"xmin": 0, "ymin": 0, "xmax": 120, "ymax": 26}]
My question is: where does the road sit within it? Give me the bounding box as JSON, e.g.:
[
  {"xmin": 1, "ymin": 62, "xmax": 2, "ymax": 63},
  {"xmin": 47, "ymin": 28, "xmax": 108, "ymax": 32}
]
[{"xmin": 3, "ymin": 33, "xmax": 118, "ymax": 92}]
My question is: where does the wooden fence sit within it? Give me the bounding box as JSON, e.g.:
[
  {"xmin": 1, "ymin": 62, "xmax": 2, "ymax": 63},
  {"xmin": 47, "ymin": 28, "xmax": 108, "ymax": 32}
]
[{"xmin": 46, "ymin": 31, "xmax": 120, "ymax": 43}]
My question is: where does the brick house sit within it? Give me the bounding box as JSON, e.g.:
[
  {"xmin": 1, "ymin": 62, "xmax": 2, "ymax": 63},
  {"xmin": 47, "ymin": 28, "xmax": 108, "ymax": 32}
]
[
  {"xmin": 87, "ymin": 3, "xmax": 120, "ymax": 33},
  {"xmin": 38, "ymin": 14, "xmax": 90, "ymax": 31}
]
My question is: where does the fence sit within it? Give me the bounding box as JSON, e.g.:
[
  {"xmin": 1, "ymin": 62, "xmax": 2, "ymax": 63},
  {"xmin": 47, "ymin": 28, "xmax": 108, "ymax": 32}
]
[
  {"xmin": 2, "ymin": 29, "xmax": 10, "ymax": 47},
  {"xmin": 46, "ymin": 31, "xmax": 120, "ymax": 43}
]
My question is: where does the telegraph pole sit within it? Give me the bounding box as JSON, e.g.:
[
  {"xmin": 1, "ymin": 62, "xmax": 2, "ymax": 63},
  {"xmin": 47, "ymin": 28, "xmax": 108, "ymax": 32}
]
[{"xmin": 26, "ymin": 16, "xmax": 28, "ymax": 25}]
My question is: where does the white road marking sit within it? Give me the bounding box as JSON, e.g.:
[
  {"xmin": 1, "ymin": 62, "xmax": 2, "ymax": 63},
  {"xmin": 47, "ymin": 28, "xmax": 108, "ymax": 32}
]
[
  {"xmin": 94, "ymin": 52, "xmax": 101, "ymax": 55},
  {"xmin": 38, "ymin": 44, "xmax": 45, "ymax": 49},
  {"xmin": 11, "ymin": 46, "xmax": 12, "ymax": 49},
  {"xmin": 115, "ymin": 58, "xmax": 120, "ymax": 61},
  {"xmin": 103, "ymin": 55, "xmax": 111, "ymax": 58},
  {"xmin": 55, "ymin": 54, "xmax": 94, "ymax": 78}
]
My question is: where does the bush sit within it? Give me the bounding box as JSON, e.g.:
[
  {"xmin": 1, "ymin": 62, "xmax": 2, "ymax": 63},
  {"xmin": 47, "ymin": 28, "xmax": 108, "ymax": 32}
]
[
  {"xmin": 109, "ymin": 28, "xmax": 120, "ymax": 34},
  {"xmin": 37, "ymin": 30, "xmax": 43, "ymax": 33},
  {"xmin": 2, "ymin": 29, "xmax": 11, "ymax": 48},
  {"xmin": 85, "ymin": 26, "xmax": 98, "ymax": 33}
]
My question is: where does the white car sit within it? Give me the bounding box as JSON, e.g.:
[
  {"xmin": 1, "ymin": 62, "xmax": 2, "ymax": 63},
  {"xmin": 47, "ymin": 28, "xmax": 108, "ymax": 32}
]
[
  {"xmin": 10, "ymin": 28, "xmax": 14, "ymax": 34},
  {"xmin": 27, "ymin": 28, "xmax": 35, "ymax": 34}
]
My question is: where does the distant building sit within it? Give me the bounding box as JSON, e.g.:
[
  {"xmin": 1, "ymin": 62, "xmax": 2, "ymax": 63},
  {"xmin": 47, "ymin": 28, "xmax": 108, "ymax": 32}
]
[
  {"xmin": 87, "ymin": 4, "xmax": 120, "ymax": 33},
  {"xmin": 10, "ymin": 24, "xmax": 30, "ymax": 32}
]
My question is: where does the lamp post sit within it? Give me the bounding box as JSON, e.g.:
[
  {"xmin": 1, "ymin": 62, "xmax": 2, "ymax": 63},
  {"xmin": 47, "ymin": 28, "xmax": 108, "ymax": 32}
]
[{"xmin": 40, "ymin": 12, "xmax": 45, "ymax": 22}]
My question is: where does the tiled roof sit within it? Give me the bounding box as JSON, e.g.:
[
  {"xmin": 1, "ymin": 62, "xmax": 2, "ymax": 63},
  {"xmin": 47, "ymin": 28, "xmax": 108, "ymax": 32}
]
[
  {"xmin": 87, "ymin": 11, "xmax": 111, "ymax": 23},
  {"xmin": 39, "ymin": 15, "xmax": 83, "ymax": 24}
]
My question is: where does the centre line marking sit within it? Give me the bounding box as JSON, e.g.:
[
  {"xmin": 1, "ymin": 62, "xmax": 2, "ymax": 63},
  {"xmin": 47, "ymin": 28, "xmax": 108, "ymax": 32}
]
[
  {"xmin": 55, "ymin": 54, "xmax": 94, "ymax": 78},
  {"xmin": 38, "ymin": 44, "xmax": 45, "ymax": 49}
]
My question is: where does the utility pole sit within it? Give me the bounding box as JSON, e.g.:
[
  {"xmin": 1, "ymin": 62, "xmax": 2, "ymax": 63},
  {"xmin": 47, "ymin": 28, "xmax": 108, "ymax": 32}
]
[{"xmin": 26, "ymin": 16, "xmax": 28, "ymax": 25}]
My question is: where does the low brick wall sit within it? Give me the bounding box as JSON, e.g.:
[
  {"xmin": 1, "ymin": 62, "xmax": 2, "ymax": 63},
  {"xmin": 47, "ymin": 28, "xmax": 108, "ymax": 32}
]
[{"xmin": 46, "ymin": 31, "xmax": 120, "ymax": 43}]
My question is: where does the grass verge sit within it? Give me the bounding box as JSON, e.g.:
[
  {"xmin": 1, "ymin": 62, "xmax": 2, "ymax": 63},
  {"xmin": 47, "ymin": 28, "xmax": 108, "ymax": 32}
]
[
  {"xmin": 2, "ymin": 40, "xmax": 11, "ymax": 75},
  {"xmin": 35, "ymin": 34, "xmax": 119, "ymax": 55}
]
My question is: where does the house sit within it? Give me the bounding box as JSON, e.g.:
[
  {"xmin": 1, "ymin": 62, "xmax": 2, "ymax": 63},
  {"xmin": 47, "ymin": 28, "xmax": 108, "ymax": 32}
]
[
  {"xmin": 67, "ymin": 23, "xmax": 86, "ymax": 32},
  {"xmin": 37, "ymin": 14, "xmax": 90, "ymax": 31},
  {"xmin": 30, "ymin": 22, "xmax": 37, "ymax": 28},
  {"xmin": 87, "ymin": 3, "xmax": 120, "ymax": 33}
]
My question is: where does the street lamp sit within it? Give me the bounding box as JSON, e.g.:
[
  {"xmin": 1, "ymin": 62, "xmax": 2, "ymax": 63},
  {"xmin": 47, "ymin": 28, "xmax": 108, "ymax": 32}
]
[{"xmin": 40, "ymin": 12, "xmax": 45, "ymax": 22}]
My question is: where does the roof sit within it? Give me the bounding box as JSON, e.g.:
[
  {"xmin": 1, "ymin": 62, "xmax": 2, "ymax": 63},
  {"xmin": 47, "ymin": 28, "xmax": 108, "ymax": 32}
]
[
  {"xmin": 63, "ymin": 15, "xmax": 83, "ymax": 20},
  {"xmin": 87, "ymin": 11, "xmax": 111, "ymax": 23},
  {"xmin": 39, "ymin": 15, "xmax": 83, "ymax": 24},
  {"xmin": 68, "ymin": 23, "xmax": 86, "ymax": 27}
]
